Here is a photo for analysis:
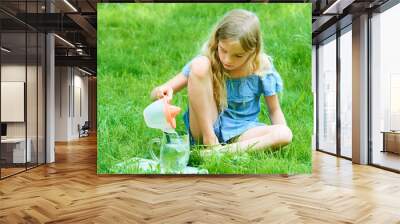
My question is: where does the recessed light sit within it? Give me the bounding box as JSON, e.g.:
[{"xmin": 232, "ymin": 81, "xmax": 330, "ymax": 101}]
[
  {"xmin": 1, "ymin": 47, "xmax": 11, "ymax": 53},
  {"xmin": 78, "ymin": 67, "xmax": 92, "ymax": 76},
  {"xmin": 322, "ymin": 0, "xmax": 354, "ymax": 15},
  {"xmin": 63, "ymin": 0, "xmax": 78, "ymax": 12},
  {"xmin": 54, "ymin": 34, "xmax": 75, "ymax": 48}
]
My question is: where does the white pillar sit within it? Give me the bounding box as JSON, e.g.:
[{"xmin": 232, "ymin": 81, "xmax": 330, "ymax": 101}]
[
  {"xmin": 46, "ymin": 1, "xmax": 55, "ymax": 163},
  {"xmin": 352, "ymin": 14, "xmax": 369, "ymax": 164}
]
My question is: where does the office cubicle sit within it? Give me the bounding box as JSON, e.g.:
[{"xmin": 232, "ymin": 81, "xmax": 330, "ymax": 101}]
[{"xmin": 0, "ymin": 1, "xmax": 46, "ymax": 179}]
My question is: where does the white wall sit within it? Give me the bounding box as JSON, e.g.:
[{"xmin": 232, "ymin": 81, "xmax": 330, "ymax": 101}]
[
  {"xmin": 1, "ymin": 65, "xmax": 26, "ymax": 141},
  {"xmin": 76, "ymin": 70, "xmax": 89, "ymax": 138},
  {"xmin": 1, "ymin": 65, "xmax": 25, "ymax": 129},
  {"xmin": 55, "ymin": 66, "xmax": 68, "ymax": 141},
  {"xmin": 1, "ymin": 65, "xmax": 39, "ymax": 138},
  {"xmin": 1, "ymin": 63, "xmax": 46, "ymax": 164},
  {"xmin": 54, "ymin": 67, "xmax": 89, "ymax": 141},
  {"xmin": 1, "ymin": 65, "xmax": 26, "ymax": 81}
]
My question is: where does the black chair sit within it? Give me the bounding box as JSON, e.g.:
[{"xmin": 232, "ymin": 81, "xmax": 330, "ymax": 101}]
[{"xmin": 79, "ymin": 121, "xmax": 90, "ymax": 138}]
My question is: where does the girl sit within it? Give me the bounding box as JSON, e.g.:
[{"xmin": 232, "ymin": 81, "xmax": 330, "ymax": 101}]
[{"xmin": 150, "ymin": 9, "xmax": 292, "ymax": 154}]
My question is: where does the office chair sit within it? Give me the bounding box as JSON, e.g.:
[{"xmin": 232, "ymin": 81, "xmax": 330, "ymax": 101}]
[{"xmin": 79, "ymin": 121, "xmax": 90, "ymax": 138}]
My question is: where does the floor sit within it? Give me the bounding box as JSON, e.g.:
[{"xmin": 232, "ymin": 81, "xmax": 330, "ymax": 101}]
[
  {"xmin": 0, "ymin": 167, "xmax": 25, "ymax": 177},
  {"xmin": 1, "ymin": 162, "xmax": 43, "ymax": 178},
  {"xmin": 372, "ymin": 150, "xmax": 400, "ymax": 171},
  {"xmin": 0, "ymin": 135, "xmax": 400, "ymax": 223}
]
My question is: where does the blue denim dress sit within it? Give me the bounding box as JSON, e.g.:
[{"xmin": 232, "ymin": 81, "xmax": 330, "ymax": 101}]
[{"xmin": 182, "ymin": 56, "xmax": 283, "ymax": 146}]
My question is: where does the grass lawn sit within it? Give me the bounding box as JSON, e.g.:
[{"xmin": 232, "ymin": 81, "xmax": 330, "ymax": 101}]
[{"xmin": 97, "ymin": 3, "xmax": 312, "ymax": 174}]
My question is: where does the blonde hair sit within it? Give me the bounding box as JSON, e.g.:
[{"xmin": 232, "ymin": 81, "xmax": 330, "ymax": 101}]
[{"xmin": 200, "ymin": 9, "xmax": 271, "ymax": 112}]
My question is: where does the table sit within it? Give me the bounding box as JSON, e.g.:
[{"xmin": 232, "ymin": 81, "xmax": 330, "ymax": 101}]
[
  {"xmin": 381, "ymin": 131, "xmax": 400, "ymax": 154},
  {"xmin": 1, "ymin": 138, "xmax": 32, "ymax": 164}
]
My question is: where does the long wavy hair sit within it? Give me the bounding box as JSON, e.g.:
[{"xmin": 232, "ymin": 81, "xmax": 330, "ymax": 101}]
[{"xmin": 200, "ymin": 9, "xmax": 271, "ymax": 112}]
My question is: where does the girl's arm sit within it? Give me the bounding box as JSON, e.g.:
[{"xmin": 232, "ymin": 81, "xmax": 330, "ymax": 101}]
[
  {"xmin": 150, "ymin": 72, "xmax": 188, "ymax": 101},
  {"xmin": 163, "ymin": 72, "xmax": 188, "ymax": 93},
  {"xmin": 264, "ymin": 95, "xmax": 287, "ymax": 125}
]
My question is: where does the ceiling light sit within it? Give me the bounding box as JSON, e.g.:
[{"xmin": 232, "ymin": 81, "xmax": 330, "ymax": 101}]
[
  {"xmin": 78, "ymin": 67, "xmax": 92, "ymax": 76},
  {"xmin": 1, "ymin": 47, "xmax": 11, "ymax": 53},
  {"xmin": 54, "ymin": 34, "xmax": 75, "ymax": 48},
  {"xmin": 63, "ymin": 0, "xmax": 78, "ymax": 12},
  {"xmin": 323, "ymin": 0, "xmax": 355, "ymax": 15}
]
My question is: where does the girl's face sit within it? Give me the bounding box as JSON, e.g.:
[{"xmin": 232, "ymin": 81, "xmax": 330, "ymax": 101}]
[{"xmin": 217, "ymin": 39, "xmax": 253, "ymax": 71}]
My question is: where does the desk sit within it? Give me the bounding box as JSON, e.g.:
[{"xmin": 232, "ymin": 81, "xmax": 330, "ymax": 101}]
[
  {"xmin": 1, "ymin": 138, "xmax": 31, "ymax": 163},
  {"xmin": 381, "ymin": 131, "xmax": 400, "ymax": 154}
]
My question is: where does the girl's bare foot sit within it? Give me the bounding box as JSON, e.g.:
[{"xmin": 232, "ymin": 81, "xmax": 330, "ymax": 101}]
[{"xmin": 200, "ymin": 144, "xmax": 230, "ymax": 157}]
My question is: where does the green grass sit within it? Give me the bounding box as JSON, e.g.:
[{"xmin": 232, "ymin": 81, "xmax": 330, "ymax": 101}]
[{"xmin": 97, "ymin": 3, "xmax": 312, "ymax": 174}]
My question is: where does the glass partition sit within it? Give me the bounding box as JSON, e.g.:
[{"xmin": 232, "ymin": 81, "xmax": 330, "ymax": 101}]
[
  {"xmin": 26, "ymin": 0, "xmax": 45, "ymax": 169},
  {"xmin": 317, "ymin": 35, "xmax": 337, "ymax": 154},
  {"xmin": 1, "ymin": 30, "xmax": 28, "ymax": 177},
  {"xmin": 0, "ymin": 1, "xmax": 46, "ymax": 179}
]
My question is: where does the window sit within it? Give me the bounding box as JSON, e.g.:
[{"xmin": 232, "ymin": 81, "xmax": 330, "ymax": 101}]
[
  {"xmin": 340, "ymin": 28, "xmax": 352, "ymax": 158},
  {"xmin": 371, "ymin": 2, "xmax": 400, "ymax": 171},
  {"xmin": 317, "ymin": 35, "xmax": 337, "ymax": 154}
]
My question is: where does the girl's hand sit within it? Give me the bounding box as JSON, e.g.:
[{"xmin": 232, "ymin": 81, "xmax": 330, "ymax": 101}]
[{"xmin": 150, "ymin": 85, "xmax": 173, "ymax": 102}]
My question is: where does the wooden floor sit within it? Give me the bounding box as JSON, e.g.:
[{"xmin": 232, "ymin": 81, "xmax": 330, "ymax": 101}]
[
  {"xmin": 0, "ymin": 167, "xmax": 26, "ymax": 178},
  {"xmin": 1, "ymin": 135, "xmax": 400, "ymax": 223},
  {"xmin": 1, "ymin": 162, "xmax": 45, "ymax": 178},
  {"xmin": 373, "ymin": 151, "xmax": 400, "ymax": 171}
]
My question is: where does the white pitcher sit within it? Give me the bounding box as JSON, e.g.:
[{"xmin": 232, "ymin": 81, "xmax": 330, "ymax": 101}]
[{"xmin": 143, "ymin": 97, "xmax": 181, "ymax": 133}]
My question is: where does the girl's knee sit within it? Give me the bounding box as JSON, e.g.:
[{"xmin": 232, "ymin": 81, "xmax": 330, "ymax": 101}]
[
  {"xmin": 275, "ymin": 124, "xmax": 293, "ymax": 146},
  {"xmin": 187, "ymin": 57, "xmax": 215, "ymax": 103},
  {"xmin": 188, "ymin": 56, "xmax": 212, "ymax": 80}
]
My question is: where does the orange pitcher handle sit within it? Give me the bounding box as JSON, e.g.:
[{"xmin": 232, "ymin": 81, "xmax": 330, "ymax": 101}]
[{"xmin": 163, "ymin": 97, "xmax": 181, "ymax": 129}]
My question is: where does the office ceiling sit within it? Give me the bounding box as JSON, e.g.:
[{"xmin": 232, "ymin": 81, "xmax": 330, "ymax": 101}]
[
  {"xmin": 0, "ymin": 0, "xmax": 97, "ymax": 75},
  {"xmin": 312, "ymin": 0, "xmax": 391, "ymax": 44}
]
